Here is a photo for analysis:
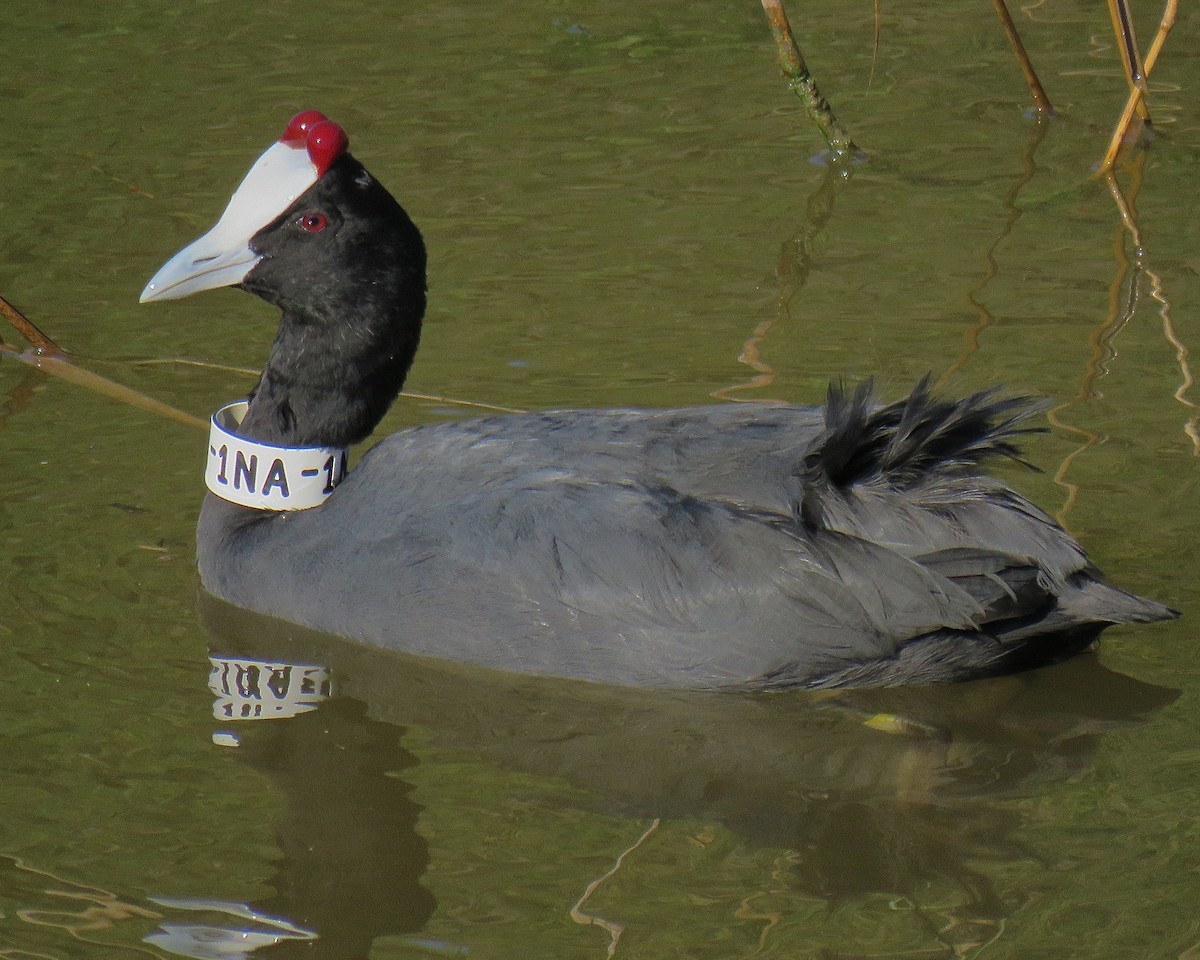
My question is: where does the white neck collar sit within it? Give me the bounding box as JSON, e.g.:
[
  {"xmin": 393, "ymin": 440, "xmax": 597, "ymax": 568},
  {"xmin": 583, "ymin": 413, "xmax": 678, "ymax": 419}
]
[{"xmin": 205, "ymin": 401, "xmax": 348, "ymax": 511}]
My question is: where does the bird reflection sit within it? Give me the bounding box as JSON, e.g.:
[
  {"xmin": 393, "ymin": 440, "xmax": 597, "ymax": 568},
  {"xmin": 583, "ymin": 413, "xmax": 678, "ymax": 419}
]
[
  {"xmin": 158, "ymin": 594, "xmax": 1177, "ymax": 958},
  {"xmin": 148, "ymin": 651, "xmax": 436, "ymax": 959}
]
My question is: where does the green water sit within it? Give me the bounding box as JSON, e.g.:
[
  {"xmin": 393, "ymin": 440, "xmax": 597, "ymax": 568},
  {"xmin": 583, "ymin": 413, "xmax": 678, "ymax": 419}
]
[{"xmin": 2, "ymin": 1, "xmax": 1198, "ymax": 956}]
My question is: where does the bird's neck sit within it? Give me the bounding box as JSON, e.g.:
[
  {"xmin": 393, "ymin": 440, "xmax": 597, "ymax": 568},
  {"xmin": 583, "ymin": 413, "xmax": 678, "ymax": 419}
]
[{"xmin": 236, "ymin": 302, "xmax": 422, "ymax": 449}]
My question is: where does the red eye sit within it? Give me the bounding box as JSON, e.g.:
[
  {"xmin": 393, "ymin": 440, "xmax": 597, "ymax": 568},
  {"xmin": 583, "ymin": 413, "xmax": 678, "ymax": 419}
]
[{"xmin": 298, "ymin": 212, "xmax": 327, "ymax": 233}]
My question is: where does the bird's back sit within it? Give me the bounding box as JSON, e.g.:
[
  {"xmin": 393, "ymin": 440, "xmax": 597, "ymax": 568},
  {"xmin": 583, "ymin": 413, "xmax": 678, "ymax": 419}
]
[{"xmin": 198, "ymin": 388, "xmax": 1174, "ymax": 689}]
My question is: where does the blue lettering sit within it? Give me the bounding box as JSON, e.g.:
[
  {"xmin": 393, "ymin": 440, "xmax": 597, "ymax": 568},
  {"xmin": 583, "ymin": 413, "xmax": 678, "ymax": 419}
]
[
  {"xmin": 262, "ymin": 459, "xmax": 290, "ymax": 497},
  {"xmin": 213, "ymin": 444, "xmax": 229, "ymax": 485},
  {"xmin": 233, "ymin": 451, "xmax": 258, "ymax": 491}
]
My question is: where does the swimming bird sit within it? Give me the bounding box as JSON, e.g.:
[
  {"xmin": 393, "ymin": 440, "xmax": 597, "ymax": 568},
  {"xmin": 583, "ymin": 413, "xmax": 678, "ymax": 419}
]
[{"xmin": 140, "ymin": 112, "xmax": 1175, "ymax": 690}]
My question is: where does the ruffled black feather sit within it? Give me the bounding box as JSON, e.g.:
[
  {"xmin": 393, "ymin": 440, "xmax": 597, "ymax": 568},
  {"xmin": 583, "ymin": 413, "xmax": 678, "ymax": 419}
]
[{"xmin": 800, "ymin": 375, "xmax": 1044, "ymax": 493}]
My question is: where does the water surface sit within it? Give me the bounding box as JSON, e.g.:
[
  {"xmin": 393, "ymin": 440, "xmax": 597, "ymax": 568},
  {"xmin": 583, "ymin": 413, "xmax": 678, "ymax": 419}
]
[{"xmin": 2, "ymin": 1, "xmax": 1198, "ymax": 957}]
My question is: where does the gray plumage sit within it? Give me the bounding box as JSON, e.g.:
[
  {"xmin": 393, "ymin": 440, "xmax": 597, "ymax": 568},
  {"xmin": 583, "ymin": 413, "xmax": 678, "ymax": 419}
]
[{"xmin": 199, "ymin": 380, "xmax": 1174, "ymax": 689}]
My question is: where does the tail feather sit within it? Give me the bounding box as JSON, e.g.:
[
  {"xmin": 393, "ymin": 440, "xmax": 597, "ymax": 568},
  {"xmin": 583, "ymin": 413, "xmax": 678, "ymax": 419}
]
[
  {"xmin": 801, "ymin": 375, "xmax": 1044, "ymax": 493},
  {"xmin": 767, "ymin": 377, "xmax": 1179, "ymax": 690}
]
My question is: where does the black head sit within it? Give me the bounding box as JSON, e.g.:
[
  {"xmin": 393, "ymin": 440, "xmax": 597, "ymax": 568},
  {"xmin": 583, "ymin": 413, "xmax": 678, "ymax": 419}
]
[
  {"xmin": 241, "ymin": 152, "xmax": 426, "ymax": 334},
  {"xmin": 141, "ymin": 114, "xmax": 427, "ymax": 447}
]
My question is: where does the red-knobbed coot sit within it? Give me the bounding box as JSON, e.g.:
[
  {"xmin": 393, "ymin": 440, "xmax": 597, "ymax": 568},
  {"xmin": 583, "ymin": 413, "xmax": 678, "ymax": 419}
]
[{"xmin": 140, "ymin": 112, "xmax": 1176, "ymax": 690}]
